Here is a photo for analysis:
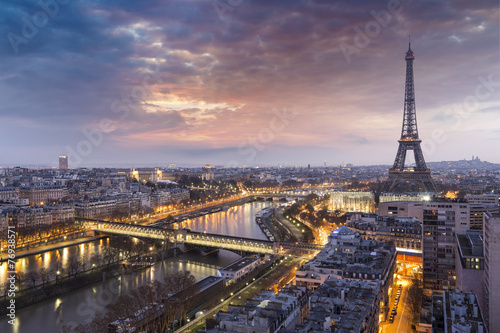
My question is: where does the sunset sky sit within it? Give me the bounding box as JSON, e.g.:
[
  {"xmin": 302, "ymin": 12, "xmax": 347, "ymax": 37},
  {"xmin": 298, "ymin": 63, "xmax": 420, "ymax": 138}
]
[{"xmin": 1, "ymin": 0, "xmax": 499, "ymax": 167}]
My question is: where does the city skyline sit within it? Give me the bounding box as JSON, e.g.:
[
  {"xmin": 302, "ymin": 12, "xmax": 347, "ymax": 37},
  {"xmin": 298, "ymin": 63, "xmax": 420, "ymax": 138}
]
[{"xmin": 1, "ymin": 0, "xmax": 499, "ymax": 167}]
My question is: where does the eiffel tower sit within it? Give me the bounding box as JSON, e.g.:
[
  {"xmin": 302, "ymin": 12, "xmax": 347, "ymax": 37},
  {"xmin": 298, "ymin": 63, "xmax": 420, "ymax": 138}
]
[{"xmin": 381, "ymin": 43, "xmax": 438, "ymax": 194}]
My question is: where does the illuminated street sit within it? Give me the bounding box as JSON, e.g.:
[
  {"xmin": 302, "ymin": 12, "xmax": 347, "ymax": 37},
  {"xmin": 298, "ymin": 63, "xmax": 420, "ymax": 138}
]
[{"xmin": 380, "ymin": 278, "xmax": 413, "ymax": 333}]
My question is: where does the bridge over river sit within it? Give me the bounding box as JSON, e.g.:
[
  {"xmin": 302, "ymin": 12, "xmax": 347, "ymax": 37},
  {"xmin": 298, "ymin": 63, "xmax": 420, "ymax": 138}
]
[{"xmin": 81, "ymin": 220, "xmax": 324, "ymax": 255}]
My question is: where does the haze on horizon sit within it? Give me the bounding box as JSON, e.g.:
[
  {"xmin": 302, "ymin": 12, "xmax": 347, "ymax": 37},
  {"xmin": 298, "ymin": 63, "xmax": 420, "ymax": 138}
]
[{"xmin": 0, "ymin": 0, "xmax": 499, "ymax": 168}]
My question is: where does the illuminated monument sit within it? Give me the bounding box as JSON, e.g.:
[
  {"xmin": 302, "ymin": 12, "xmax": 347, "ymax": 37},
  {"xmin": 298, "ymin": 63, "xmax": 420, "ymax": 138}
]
[{"xmin": 381, "ymin": 43, "xmax": 438, "ymax": 194}]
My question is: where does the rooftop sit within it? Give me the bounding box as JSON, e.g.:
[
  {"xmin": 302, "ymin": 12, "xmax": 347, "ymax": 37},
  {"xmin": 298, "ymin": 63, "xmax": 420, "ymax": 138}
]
[
  {"xmin": 298, "ymin": 278, "xmax": 379, "ymax": 333},
  {"xmin": 219, "ymin": 257, "xmax": 259, "ymax": 272},
  {"xmin": 457, "ymin": 231, "xmax": 484, "ymax": 258}
]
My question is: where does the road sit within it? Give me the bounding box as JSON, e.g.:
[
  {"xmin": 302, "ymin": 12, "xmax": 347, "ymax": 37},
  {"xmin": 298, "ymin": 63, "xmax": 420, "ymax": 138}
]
[
  {"xmin": 380, "ymin": 278, "xmax": 413, "ymax": 333},
  {"xmin": 274, "ymin": 207, "xmax": 305, "ymax": 242}
]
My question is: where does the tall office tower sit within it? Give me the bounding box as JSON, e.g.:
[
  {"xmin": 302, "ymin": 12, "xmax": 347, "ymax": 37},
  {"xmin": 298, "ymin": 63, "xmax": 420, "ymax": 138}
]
[
  {"xmin": 381, "ymin": 44, "xmax": 438, "ymax": 194},
  {"xmin": 59, "ymin": 155, "xmax": 68, "ymax": 170},
  {"xmin": 422, "ymin": 199, "xmax": 469, "ymax": 291},
  {"xmin": 483, "ymin": 212, "xmax": 500, "ymax": 331}
]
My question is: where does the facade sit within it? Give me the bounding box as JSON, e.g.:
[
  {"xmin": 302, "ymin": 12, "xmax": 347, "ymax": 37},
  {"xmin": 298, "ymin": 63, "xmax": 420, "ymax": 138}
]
[
  {"xmin": 295, "ymin": 278, "xmax": 380, "ymax": 333},
  {"xmin": 19, "ymin": 185, "xmax": 69, "ymax": 206},
  {"xmin": 329, "ymin": 191, "xmax": 375, "ymax": 213},
  {"xmin": 214, "ymin": 286, "xmax": 310, "ymax": 333},
  {"xmin": 75, "ymin": 194, "xmax": 142, "ymax": 220},
  {"xmin": 0, "ymin": 212, "xmax": 8, "ymax": 235},
  {"xmin": 45, "ymin": 202, "xmax": 75, "ymax": 223},
  {"xmin": 456, "ymin": 230, "xmax": 485, "ymax": 314},
  {"xmin": 422, "ymin": 200, "xmax": 469, "ymax": 291},
  {"xmin": 295, "ymin": 226, "xmax": 396, "ymax": 320},
  {"xmin": 59, "ymin": 155, "xmax": 68, "ymax": 170},
  {"xmin": 0, "ymin": 187, "xmax": 19, "ymax": 201},
  {"xmin": 75, "ymin": 197, "xmax": 117, "ymax": 219},
  {"xmin": 469, "ymin": 204, "xmax": 499, "ymax": 230},
  {"xmin": 163, "ymin": 170, "xmax": 214, "ymax": 181},
  {"xmin": 129, "ymin": 182, "xmax": 140, "ymax": 193},
  {"xmin": 379, "ymin": 192, "xmax": 431, "ymax": 203},
  {"xmin": 130, "ymin": 168, "xmax": 162, "ymax": 183},
  {"xmin": 465, "ymin": 194, "xmax": 499, "ymax": 206},
  {"xmin": 377, "ymin": 200, "xmax": 424, "ymax": 222},
  {"xmin": 167, "ymin": 188, "xmax": 190, "ymax": 203},
  {"xmin": 347, "ymin": 213, "xmax": 422, "ymax": 251},
  {"xmin": 150, "ymin": 190, "xmax": 172, "ymax": 211},
  {"xmin": 483, "ymin": 212, "xmax": 500, "ymax": 331},
  {"xmin": 218, "ymin": 257, "xmax": 261, "ymax": 283},
  {"xmin": 2, "ymin": 207, "xmax": 52, "ymax": 228},
  {"xmin": 432, "ymin": 290, "xmax": 487, "ymax": 333}
]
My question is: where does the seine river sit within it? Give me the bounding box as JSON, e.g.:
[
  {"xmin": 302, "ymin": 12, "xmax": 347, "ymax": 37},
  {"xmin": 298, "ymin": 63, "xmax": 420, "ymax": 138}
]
[{"xmin": 0, "ymin": 201, "xmax": 272, "ymax": 333}]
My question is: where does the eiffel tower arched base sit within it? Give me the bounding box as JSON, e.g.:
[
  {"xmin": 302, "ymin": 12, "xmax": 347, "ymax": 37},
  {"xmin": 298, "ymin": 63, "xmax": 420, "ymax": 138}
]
[{"xmin": 381, "ymin": 170, "xmax": 438, "ymax": 194}]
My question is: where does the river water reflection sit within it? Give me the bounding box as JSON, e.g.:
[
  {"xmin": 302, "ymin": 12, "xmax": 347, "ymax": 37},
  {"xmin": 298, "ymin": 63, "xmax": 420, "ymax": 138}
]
[{"xmin": 1, "ymin": 201, "xmax": 271, "ymax": 333}]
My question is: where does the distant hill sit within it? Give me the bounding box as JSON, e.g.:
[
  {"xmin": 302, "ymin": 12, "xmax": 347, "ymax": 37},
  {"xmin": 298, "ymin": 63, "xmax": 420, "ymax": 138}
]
[{"xmin": 427, "ymin": 159, "xmax": 500, "ymax": 171}]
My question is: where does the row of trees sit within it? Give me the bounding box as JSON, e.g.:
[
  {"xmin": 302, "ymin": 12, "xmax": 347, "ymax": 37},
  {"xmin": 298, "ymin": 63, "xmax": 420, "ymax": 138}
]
[
  {"xmin": 62, "ymin": 271, "xmax": 199, "ymax": 333},
  {"xmin": 4, "ymin": 220, "xmax": 84, "ymax": 248}
]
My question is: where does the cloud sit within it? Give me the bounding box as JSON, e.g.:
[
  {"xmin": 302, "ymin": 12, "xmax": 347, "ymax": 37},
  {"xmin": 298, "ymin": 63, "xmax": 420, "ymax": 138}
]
[{"xmin": 0, "ymin": 0, "xmax": 499, "ymax": 166}]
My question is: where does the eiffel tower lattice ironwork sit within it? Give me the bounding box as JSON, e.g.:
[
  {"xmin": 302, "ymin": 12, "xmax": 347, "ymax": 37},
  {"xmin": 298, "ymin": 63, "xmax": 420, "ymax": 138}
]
[{"xmin": 381, "ymin": 43, "xmax": 438, "ymax": 193}]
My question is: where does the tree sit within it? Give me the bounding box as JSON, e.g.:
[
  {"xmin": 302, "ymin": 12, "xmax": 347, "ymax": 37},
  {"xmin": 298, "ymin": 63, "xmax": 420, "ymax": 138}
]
[
  {"xmin": 305, "ymin": 193, "xmax": 319, "ymax": 202},
  {"xmin": 305, "ymin": 203, "xmax": 315, "ymax": 213},
  {"xmin": 165, "ymin": 271, "xmax": 199, "ymax": 325},
  {"xmin": 67, "ymin": 256, "xmax": 84, "ymax": 277},
  {"xmin": 27, "ymin": 271, "xmax": 39, "ymax": 288},
  {"xmin": 1, "ymin": 282, "xmax": 9, "ymax": 299},
  {"xmin": 90, "ymin": 253, "xmax": 102, "ymax": 270},
  {"xmin": 317, "ymin": 207, "xmax": 328, "ymax": 219},
  {"xmin": 40, "ymin": 267, "xmax": 51, "ymax": 286},
  {"xmin": 63, "ymin": 270, "xmax": 199, "ymax": 332},
  {"xmin": 405, "ymin": 278, "xmax": 423, "ymax": 325},
  {"xmin": 288, "ymin": 203, "xmax": 301, "ymax": 216},
  {"xmin": 16, "ymin": 272, "xmax": 27, "ymax": 291}
]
